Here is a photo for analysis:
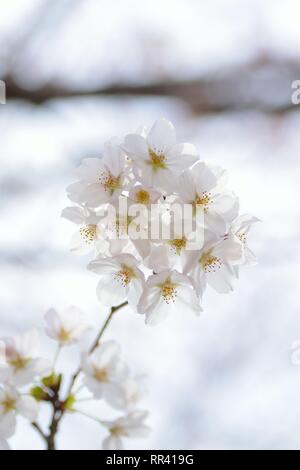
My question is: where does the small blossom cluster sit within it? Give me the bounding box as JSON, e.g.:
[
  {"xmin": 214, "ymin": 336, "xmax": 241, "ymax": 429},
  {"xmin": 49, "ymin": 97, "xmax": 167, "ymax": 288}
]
[
  {"xmin": 63, "ymin": 118, "xmax": 259, "ymax": 325},
  {"xmin": 0, "ymin": 308, "xmax": 150, "ymax": 450}
]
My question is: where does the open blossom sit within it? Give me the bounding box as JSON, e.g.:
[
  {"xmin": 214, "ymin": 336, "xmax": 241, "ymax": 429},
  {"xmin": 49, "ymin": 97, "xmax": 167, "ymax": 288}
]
[
  {"xmin": 184, "ymin": 235, "xmax": 244, "ymax": 297},
  {"xmin": 102, "ymin": 410, "xmax": 150, "ymax": 450},
  {"xmin": 123, "ymin": 118, "xmax": 198, "ymax": 191},
  {"xmin": 61, "ymin": 205, "xmax": 109, "ymax": 255},
  {"xmin": 177, "ymin": 161, "xmax": 239, "ymax": 235},
  {"xmin": 82, "ymin": 340, "xmax": 128, "ymax": 406},
  {"xmin": 87, "ymin": 253, "xmax": 145, "ymax": 307},
  {"xmin": 45, "ymin": 307, "xmax": 92, "ymax": 346},
  {"xmin": 138, "ymin": 270, "xmax": 202, "ymax": 325},
  {"xmin": 67, "ymin": 140, "xmax": 128, "ymax": 207},
  {"xmin": 0, "ymin": 330, "xmax": 50, "ymax": 387},
  {"xmin": 0, "ymin": 385, "xmax": 39, "ymax": 435}
]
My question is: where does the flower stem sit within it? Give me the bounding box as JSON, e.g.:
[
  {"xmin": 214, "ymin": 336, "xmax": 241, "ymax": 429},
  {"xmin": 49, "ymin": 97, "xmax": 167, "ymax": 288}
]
[{"xmin": 36, "ymin": 301, "xmax": 128, "ymax": 450}]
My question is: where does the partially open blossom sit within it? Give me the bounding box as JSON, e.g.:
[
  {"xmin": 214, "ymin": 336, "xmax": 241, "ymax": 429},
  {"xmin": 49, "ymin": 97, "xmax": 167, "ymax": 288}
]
[
  {"xmin": 87, "ymin": 253, "xmax": 145, "ymax": 307},
  {"xmin": 81, "ymin": 340, "xmax": 128, "ymax": 406},
  {"xmin": 227, "ymin": 214, "xmax": 260, "ymax": 265},
  {"xmin": 44, "ymin": 307, "xmax": 92, "ymax": 346},
  {"xmin": 0, "ymin": 330, "xmax": 50, "ymax": 387},
  {"xmin": 138, "ymin": 270, "xmax": 202, "ymax": 325},
  {"xmin": 102, "ymin": 410, "xmax": 150, "ymax": 450}
]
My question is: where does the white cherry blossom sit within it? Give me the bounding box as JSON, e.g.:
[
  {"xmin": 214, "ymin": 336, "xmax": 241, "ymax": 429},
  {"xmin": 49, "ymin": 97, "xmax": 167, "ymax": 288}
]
[
  {"xmin": 45, "ymin": 307, "xmax": 92, "ymax": 346},
  {"xmin": 227, "ymin": 214, "xmax": 260, "ymax": 265},
  {"xmin": 81, "ymin": 340, "xmax": 128, "ymax": 406},
  {"xmin": 128, "ymin": 184, "xmax": 161, "ymax": 205},
  {"xmin": 0, "ymin": 330, "xmax": 50, "ymax": 387},
  {"xmin": 102, "ymin": 410, "xmax": 150, "ymax": 450},
  {"xmin": 67, "ymin": 139, "xmax": 128, "ymax": 207},
  {"xmin": 184, "ymin": 235, "xmax": 244, "ymax": 297},
  {"xmin": 0, "ymin": 385, "xmax": 39, "ymax": 436},
  {"xmin": 138, "ymin": 270, "xmax": 202, "ymax": 325},
  {"xmin": 177, "ymin": 161, "xmax": 239, "ymax": 235},
  {"xmin": 123, "ymin": 118, "xmax": 198, "ymax": 192},
  {"xmin": 61, "ymin": 205, "xmax": 109, "ymax": 255},
  {"xmin": 87, "ymin": 253, "xmax": 145, "ymax": 307}
]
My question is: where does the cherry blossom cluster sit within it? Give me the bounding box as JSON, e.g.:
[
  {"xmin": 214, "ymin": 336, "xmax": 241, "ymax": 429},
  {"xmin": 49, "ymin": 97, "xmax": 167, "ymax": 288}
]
[
  {"xmin": 0, "ymin": 308, "xmax": 150, "ymax": 450},
  {"xmin": 63, "ymin": 118, "xmax": 259, "ymax": 325}
]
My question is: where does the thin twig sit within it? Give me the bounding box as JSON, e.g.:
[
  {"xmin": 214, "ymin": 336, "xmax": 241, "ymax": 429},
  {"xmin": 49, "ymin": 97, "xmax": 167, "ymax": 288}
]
[
  {"xmin": 34, "ymin": 301, "xmax": 128, "ymax": 450},
  {"xmin": 67, "ymin": 301, "xmax": 128, "ymax": 394},
  {"xmin": 32, "ymin": 422, "xmax": 47, "ymax": 440}
]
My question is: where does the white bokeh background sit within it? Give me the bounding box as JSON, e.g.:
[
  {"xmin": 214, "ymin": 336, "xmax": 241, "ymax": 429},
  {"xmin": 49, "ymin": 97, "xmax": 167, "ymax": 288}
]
[{"xmin": 0, "ymin": 0, "xmax": 300, "ymax": 450}]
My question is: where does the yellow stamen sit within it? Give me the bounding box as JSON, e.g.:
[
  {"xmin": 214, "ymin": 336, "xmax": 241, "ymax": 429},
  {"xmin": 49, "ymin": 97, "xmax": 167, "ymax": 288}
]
[
  {"xmin": 238, "ymin": 232, "xmax": 247, "ymax": 244},
  {"xmin": 99, "ymin": 171, "xmax": 121, "ymax": 195},
  {"xmin": 9, "ymin": 356, "xmax": 30, "ymax": 371},
  {"xmin": 110, "ymin": 425, "xmax": 124, "ymax": 436},
  {"xmin": 193, "ymin": 192, "xmax": 211, "ymax": 214},
  {"xmin": 168, "ymin": 237, "xmax": 187, "ymax": 255},
  {"xmin": 79, "ymin": 224, "xmax": 97, "ymax": 244},
  {"xmin": 147, "ymin": 148, "xmax": 166, "ymax": 171},
  {"xmin": 199, "ymin": 249, "xmax": 222, "ymax": 272},
  {"xmin": 114, "ymin": 265, "xmax": 136, "ymax": 287},
  {"xmin": 135, "ymin": 189, "xmax": 150, "ymax": 205},
  {"xmin": 1, "ymin": 397, "xmax": 16, "ymax": 414},
  {"xmin": 159, "ymin": 278, "xmax": 178, "ymax": 304},
  {"xmin": 93, "ymin": 367, "xmax": 109, "ymax": 382},
  {"xmin": 58, "ymin": 328, "xmax": 71, "ymax": 343}
]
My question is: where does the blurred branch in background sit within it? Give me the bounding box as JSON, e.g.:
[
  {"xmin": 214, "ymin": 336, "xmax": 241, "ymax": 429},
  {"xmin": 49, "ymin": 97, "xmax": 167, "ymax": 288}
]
[{"xmin": 4, "ymin": 56, "xmax": 299, "ymax": 114}]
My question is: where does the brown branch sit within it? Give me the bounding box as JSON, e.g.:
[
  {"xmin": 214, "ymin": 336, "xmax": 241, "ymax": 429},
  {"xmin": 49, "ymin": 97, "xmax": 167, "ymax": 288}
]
[
  {"xmin": 34, "ymin": 301, "xmax": 128, "ymax": 450},
  {"xmin": 67, "ymin": 301, "xmax": 128, "ymax": 395},
  {"xmin": 3, "ymin": 58, "xmax": 300, "ymax": 114}
]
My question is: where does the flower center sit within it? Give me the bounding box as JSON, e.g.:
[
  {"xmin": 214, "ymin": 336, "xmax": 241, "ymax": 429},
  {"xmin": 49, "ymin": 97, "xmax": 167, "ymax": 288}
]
[
  {"xmin": 9, "ymin": 356, "xmax": 31, "ymax": 371},
  {"xmin": 193, "ymin": 192, "xmax": 211, "ymax": 214},
  {"xmin": 79, "ymin": 224, "xmax": 97, "ymax": 244},
  {"xmin": 1, "ymin": 397, "xmax": 16, "ymax": 413},
  {"xmin": 135, "ymin": 189, "xmax": 150, "ymax": 204},
  {"xmin": 159, "ymin": 278, "xmax": 178, "ymax": 304},
  {"xmin": 114, "ymin": 265, "xmax": 136, "ymax": 286},
  {"xmin": 58, "ymin": 327, "xmax": 71, "ymax": 343},
  {"xmin": 99, "ymin": 171, "xmax": 121, "ymax": 195},
  {"xmin": 168, "ymin": 237, "xmax": 187, "ymax": 255},
  {"xmin": 199, "ymin": 249, "xmax": 222, "ymax": 272},
  {"xmin": 110, "ymin": 425, "xmax": 124, "ymax": 436},
  {"xmin": 238, "ymin": 232, "xmax": 247, "ymax": 244},
  {"xmin": 93, "ymin": 367, "xmax": 109, "ymax": 382},
  {"xmin": 148, "ymin": 148, "xmax": 166, "ymax": 171}
]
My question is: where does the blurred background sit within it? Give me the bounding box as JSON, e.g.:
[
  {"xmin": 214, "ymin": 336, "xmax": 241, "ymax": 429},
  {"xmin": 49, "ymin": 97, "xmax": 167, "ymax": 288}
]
[{"xmin": 1, "ymin": 0, "xmax": 300, "ymax": 450}]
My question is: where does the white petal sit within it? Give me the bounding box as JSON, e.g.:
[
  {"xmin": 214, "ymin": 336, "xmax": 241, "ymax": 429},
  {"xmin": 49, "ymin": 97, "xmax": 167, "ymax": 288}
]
[
  {"xmin": 0, "ymin": 411, "xmax": 16, "ymax": 438},
  {"xmin": 96, "ymin": 275, "xmax": 127, "ymax": 306},
  {"xmin": 193, "ymin": 161, "xmax": 218, "ymax": 193},
  {"xmin": 206, "ymin": 263, "xmax": 236, "ymax": 293},
  {"xmin": 0, "ymin": 438, "xmax": 10, "ymax": 450},
  {"xmin": 61, "ymin": 206, "xmax": 86, "ymax": 224},
  {"xmin": 123, "ymin": 134, "xmax": 149, "ymax": 160},
  {"xmin": 17, "ymin": 396, "xmax": 39, "ymax": 422},
  {"xmin": 102, "ymin": 434, "xmax": 123, "ymax": 450},
  {"xmin": 147, "ymin": 119, "xmax": 176, "ymax": 151}
]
